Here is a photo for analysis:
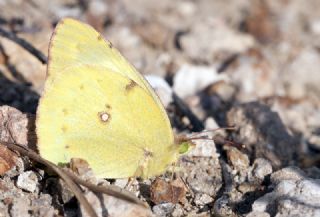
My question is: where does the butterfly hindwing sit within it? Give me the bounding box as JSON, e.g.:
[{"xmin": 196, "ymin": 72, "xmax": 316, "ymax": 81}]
[{"xmin": 37, "ymin": 65, "xmax": 177, "ymax": 178}]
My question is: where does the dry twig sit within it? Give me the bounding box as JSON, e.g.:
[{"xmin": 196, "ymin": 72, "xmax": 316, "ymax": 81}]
[
  {"xmin": 0, "ymin": 26, "xmax": 47, "ymax": 64},
  {"xmin": 2, "ymin": 141, "xmax": 145, "ymax": 217}
]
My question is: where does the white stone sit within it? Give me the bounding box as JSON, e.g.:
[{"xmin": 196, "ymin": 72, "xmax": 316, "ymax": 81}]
[
  {"xmin": 251, "ymin": 158, "xmax": 273, "ymax": 180},
  {"xmin": 194, "ymin": 193, "xmax": 213, "ymax": 206},
  {"xmin": 187, "ymin": 132, "xmax": 218, "ymax": 158},
  {"xmin": 16, "ymin": 171, "xmax": 38, "ymax": 193},
  {"xmin": 251, "ymin": 170, "xmax": 320, "ymax": 217},
  {"xmin": 246, "ymin": 211, "xmax": 270, "ymax": 217},
  {"xmin": 173, "ymin": 64, "xmax": 228, "ymax": 98},
  {"xmin": 152, "ymin": 203, "xmax": 175, "ymax": 216},
  {"xmin": 145, "ymin": 75, "xmax": 173, "ymax": 107}
]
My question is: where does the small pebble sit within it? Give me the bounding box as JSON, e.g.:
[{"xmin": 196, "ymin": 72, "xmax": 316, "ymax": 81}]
[
  {"xmin": 173, "ymin": 64, "xmax": 227, "ymax": 98},
  {"xmin": 152, "ymin": 203, "xmax": 175, "ymax": 216},
  {"xmin": 171, "ymin": 204, "xmax": 184, "ymax": 217},
  {"xmin": 246, "ymin": 211, "xmax": 270, "ymax": 217},
  {"xmin": 270, "ymin": 166, "xmax": 306, "ymax": 184},
  {"xmin": 308, "ymin": 134, "xmax": 320, "ymax": 150},
  {"xmin": 145, "ymin": 75, "xmax": 173, "ymax": 108},
  {"xmin": 10, "ymin": 197, "xmax": 30, "ymax": 217},
  {"xmin": 249, "ymin": 158, "xmax": 272, "ymax": 181},
  {"xmin": 208, "ymin": 81, "xmax": 236, "ymax": 102},
  {"xmin": 188, "ymin": 132, "xmax": 218, "ymax": 158},
  {"xmin": 251, "ymin": 173, "xmax": 320, "ymax": 217},
  {"xmin": 194, "ymin": 193, "xmax": 213, "ymax": 206},
  {"xmin": 226, "ymin": 147, "xmax": 250, "ymax": 171},
  {"xmin": 204, "ymin": 117, "xmax": 219, "ymax": 130},
  {"xmin": 16, "ymin": 171, "xmax": 38, "ymax": 193}
]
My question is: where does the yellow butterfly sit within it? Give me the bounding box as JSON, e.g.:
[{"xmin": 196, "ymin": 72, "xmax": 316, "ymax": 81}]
[{"xmin": 36, "ymin": 18, "xmax": 193, "ymax": 179}]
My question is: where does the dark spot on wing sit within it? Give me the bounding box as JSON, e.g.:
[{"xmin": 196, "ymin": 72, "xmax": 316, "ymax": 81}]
[
  {"xmin": 62, "ymin": 108, "xmax": 68, "ymax": 116},
  {"xmin": 143, "ymin": 148, "xmax": 153, "ymax": 158},
  {"xmin": 97, "ymin": 34, "xmax": 103, "ymax": 41},
  {"xmin": 125, "ymin": 79, "xmax": 138, "ymax": 92},
  {"xmin": 105, "ymin": 104, "xmax": 112, "ymax": 110},
  {"xmin": 108, "ymin": 41, "xmax": 113, "ymax": 48},
  {"xmin": 61, "ymin": 125, "xmax": 68, "ymax": 133}
]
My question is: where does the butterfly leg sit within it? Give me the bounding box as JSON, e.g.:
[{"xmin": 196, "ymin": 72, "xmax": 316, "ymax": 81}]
[
  {"xmin": 170, "ymin": 161, "xmax": 176, "ymax": 180},
  {"xmin": 124, "ymin": 164, "xmax": 146, "ymax": 190},
  {"xmin": 124, "ymin": 177, "xmax": 135, "ymax": 190},
  {"xmin": 129, "ymin": 148, "xmax": 152, "ymax": 179},
  {"xmin": 169, "ymin": 161, "xmax": 193, "ymax": 197}
]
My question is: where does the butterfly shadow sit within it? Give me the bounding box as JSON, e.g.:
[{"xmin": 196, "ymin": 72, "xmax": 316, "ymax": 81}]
[{"xmin": 0, "ymin": 63, "xmax": 39, "ymax": 113}]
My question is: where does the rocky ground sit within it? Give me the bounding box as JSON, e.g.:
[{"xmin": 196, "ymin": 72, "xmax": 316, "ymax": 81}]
[{"xmin": 1, "ymin": 0, "xmax": 320, "ymax": 216}]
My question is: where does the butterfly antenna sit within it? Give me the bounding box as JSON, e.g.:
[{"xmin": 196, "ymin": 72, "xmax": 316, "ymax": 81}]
[
  {"xmin": 200, "ymin": 126, "xmax": 236, "ymax": 134},
  {"xmin": 186, "ymin": 126, "xmax": 236, "ymax": 140},
  {"xmin": 170, "ymin": 161, "xmax": 176, "ymax": 181},
  {"xmin": 185, "ymin": 128, "xmax": 244, "ymax": 150},
  {"xmin": 187, "ymin": 135, "xmax": 210, "ymax": 140}
]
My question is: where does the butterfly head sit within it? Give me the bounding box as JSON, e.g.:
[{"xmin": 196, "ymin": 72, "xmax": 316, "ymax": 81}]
[{"xmin": 174, "ymin": 135, "xmax": 196, "ymax": 155}]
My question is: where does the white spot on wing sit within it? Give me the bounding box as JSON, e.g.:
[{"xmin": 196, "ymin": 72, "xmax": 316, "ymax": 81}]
[{"xmin": 99, "ymin": 112, "xmax": 110, "ymax": 122}]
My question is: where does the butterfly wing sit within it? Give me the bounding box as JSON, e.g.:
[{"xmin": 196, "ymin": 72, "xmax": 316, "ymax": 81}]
[
  {"xmin": 48, "ymin": 18, "xmax": 162, "ymax": 104},
  {"xmin": 37, "ymin": 65, "xmax": 177, "ymax": 178}
]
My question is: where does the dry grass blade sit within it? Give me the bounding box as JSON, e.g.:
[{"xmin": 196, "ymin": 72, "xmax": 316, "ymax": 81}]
[
  {"xmin": 1, "ymin": 141, "xmax": 98, "ymax": 217},
  {"xmin": 62, "ymin": 169, "xmax": 146, "ymax": 207},
  {"xmin": 0, "ymin": 26, "xmax": 47, "ymax": 64}
]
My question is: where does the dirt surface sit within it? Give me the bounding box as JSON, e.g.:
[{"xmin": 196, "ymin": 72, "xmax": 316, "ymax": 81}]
[{"xmin": 1, "ymin": 0, "xmax": 320, "ymax": 216}]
